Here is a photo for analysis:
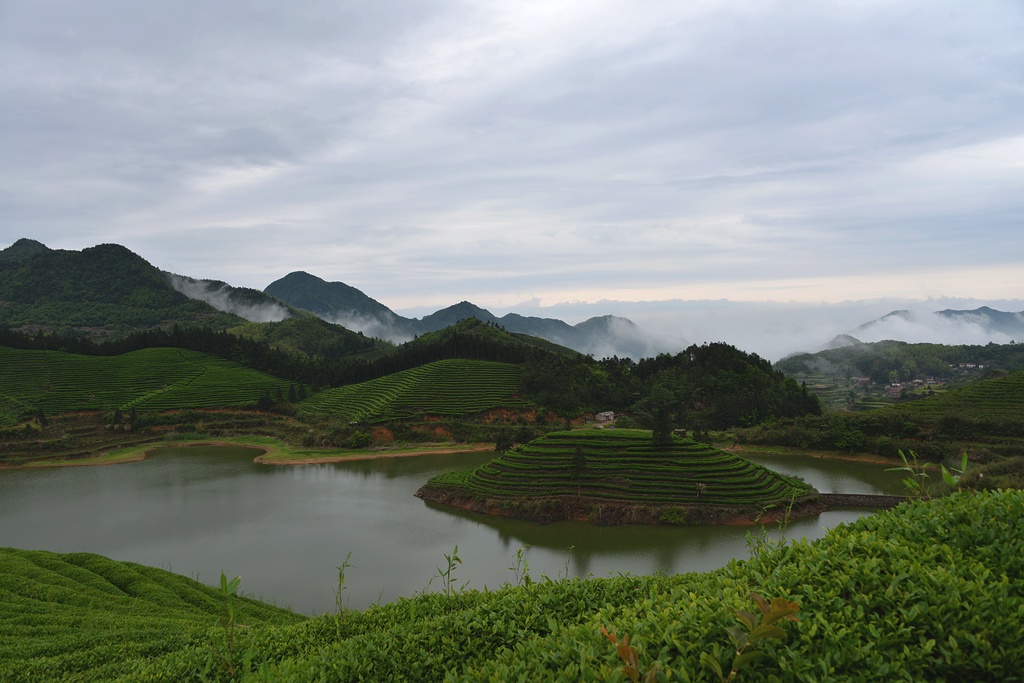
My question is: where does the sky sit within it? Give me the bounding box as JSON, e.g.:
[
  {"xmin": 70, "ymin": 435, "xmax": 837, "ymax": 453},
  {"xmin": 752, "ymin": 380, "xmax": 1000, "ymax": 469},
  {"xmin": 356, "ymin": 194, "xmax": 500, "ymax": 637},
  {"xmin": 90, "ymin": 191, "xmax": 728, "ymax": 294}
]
[{"xmin": 2, "ymin": 1, "xmax": 1023, "ymax": 350}]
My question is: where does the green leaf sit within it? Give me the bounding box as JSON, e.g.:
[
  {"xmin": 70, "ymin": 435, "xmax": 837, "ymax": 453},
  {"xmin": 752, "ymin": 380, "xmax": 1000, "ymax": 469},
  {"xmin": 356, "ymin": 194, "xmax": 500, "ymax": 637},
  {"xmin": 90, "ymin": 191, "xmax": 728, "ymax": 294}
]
[
  {"xmin": 747, "ymin": 624, "xmax": 787, "ymax": 644},
  {"xmin": 761, "ymin": 607, "xmax": 798, "ymax": 626},
  {"xmin": 700, "ymin": 652, "xmax": 724, "ymax": 681},
  {"xmin": 733, "ymin": 609, "xmax": 757, "ymax": 631},
  {"xmin": 749, "ymin": 592, "xmax": 770, "ymax": 616},
  {"xmin": 732, "ymin": 650, "xmax": 766, "ymax": 669},
  {"xmin": 941, "ymin": 466, "xmax": 958, "ymax": 488},
  {"xmin": 725, "ymin": 625, "xmax": 748, "ymax": 649}
]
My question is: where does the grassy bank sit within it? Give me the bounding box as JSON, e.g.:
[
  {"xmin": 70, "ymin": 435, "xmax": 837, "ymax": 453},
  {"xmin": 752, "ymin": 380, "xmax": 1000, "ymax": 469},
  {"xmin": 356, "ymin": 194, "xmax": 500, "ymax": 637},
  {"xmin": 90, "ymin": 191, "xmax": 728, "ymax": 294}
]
[{"xmin": 4, "ymin": 434, "xmax": 493, "ymax": 469}]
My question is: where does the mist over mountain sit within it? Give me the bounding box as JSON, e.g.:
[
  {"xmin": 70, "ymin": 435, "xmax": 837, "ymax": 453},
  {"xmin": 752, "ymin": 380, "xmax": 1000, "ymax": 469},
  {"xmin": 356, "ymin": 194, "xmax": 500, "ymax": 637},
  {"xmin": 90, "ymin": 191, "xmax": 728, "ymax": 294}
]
[
  {"xmin": 467, "ymin": 298, "xmax": 1024, "ymax": 361},
  {"xmin": 3, "ymin": 239, "xmax": 1019, "ymax": 361},
  {"xmin": 264, "ymin": 271, "xmax": 415, "ymax": 342},
  {"xmin": 166, "ymin": 274, "xmax": 291, "ymax": 323},
  {"xmin": 842, "ymin": 307, "xmax": 1024, "ymax": 348},
  {"xmin": 264, "ymin": 272, "xmax": 678, "ymax": 359}
]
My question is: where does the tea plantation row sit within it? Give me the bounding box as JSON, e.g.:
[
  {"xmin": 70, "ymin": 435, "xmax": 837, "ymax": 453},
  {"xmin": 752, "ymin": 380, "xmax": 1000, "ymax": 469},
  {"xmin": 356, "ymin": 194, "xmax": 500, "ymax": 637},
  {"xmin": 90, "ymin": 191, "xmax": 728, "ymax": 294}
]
[
  {"xmin": 0, "ymin": 349, "xmax": 530, "ymax": 428},
  {"xmin": 299, "ymin": 359, "xmax": 530, "ymax": 423},
  {"xmin": 2, "ymin": 489, "xmax": 1021, "ymax": 681},
  {"xmin": 902, "ymin": 369, "xmax": 1024, "ymax": 422},
  {"xmin": 0, "ymin": 346, "xmax": 293, "ymax": 423}
]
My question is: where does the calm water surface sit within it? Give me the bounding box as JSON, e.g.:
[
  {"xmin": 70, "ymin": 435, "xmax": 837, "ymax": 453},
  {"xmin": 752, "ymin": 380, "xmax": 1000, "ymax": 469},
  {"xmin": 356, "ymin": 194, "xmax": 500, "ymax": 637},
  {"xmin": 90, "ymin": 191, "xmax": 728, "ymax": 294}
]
[{"xmin": 0, "ymin": 445, "xmax": 901, "ymax": 614}]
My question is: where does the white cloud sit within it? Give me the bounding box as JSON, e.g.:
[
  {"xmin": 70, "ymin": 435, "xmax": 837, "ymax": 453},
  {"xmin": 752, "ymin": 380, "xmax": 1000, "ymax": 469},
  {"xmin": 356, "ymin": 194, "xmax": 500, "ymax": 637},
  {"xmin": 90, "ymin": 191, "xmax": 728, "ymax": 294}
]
[{"xmin": 1, "ymin": 0, "xmax": 1022, "ymax": 316}]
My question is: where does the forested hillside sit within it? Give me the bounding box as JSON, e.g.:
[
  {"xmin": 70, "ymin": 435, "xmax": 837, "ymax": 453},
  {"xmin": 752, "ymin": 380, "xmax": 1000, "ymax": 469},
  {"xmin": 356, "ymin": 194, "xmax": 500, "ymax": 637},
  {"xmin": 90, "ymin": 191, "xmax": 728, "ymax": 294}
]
[
  {"xmin": 522, "ymin": 342, "xmax": 821, "ymax": 433},
  {"xmin": 0, "ymin": 243, "xmax": 241, "ymax": 336}
]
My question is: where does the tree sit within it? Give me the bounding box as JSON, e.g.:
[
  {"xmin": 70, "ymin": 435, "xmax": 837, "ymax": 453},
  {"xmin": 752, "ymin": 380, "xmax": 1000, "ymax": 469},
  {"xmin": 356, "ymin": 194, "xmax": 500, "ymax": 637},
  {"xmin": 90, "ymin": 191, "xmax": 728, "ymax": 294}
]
[
  {"xmin": 632, "ymin": 385, "xmax": 676, "ymax": 448},
  {"xmin": 495, "ymin": 431, "xmax": 514, "ymax": 454},
  {"xmin": 256, "ymin": 390, "xmax": 273, "ymax": 411}
]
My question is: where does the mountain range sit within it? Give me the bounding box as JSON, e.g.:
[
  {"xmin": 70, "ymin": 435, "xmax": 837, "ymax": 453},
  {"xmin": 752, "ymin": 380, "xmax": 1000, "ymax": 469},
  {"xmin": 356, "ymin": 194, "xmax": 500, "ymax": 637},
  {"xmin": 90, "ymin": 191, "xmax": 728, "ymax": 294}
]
[
  {"xmin": 833, "ymin": 307, "xmax": 1024, "ymax": 348},
  {"xmin": 0, "ymin": 239, "xmax": 673, "ymax": 359},
  {"xmin": 262, "ymin": 271, "xmax": 670, "ymax": 359},
  {"xmin": 2, "ymin": 238, "xmax": 1021, "ymax": 360}
]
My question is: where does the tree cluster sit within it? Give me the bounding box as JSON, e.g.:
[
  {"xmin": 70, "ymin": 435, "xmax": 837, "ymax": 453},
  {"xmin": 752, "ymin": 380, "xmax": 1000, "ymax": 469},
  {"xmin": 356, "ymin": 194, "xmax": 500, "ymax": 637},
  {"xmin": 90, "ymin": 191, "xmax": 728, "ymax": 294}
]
[{"xmin": 521, "ymin": 342, "xmax": 821, "ymax": 431}]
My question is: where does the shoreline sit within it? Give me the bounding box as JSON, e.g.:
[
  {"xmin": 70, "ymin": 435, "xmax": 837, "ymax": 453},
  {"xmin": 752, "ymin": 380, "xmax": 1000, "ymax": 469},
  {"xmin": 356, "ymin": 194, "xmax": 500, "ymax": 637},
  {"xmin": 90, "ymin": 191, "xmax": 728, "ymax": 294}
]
[
  {"xmin": 724, "ymin": 443, "xmax": 896, "ymax": 465},
  {"xmin": 2, "ymin": 439, "xmax": 493, "ymax": 470},
  {"xmin": 416, "ymin": 485, "xmax": 828, "ymax": 526},
  {"xmin": 254, "ymin": 443, "xmax": 492, "ymax": 465}
]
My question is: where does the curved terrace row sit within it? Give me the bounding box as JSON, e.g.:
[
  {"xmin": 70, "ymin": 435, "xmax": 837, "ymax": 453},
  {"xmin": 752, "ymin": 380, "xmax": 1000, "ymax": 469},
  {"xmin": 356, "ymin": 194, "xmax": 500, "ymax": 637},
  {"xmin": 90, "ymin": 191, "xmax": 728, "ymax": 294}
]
[{"xmin": 419, "ymin": 429, "xmax": 816, "ymax": 522}]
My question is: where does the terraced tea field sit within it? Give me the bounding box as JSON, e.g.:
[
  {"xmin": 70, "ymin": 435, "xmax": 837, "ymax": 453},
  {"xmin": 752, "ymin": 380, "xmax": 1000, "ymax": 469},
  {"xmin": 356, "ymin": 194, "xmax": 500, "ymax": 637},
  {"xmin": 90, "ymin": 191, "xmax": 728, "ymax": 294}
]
[
  {"xmin": 0, "ymin": 346, "xmax": 293, "ymax": 424},
  {"xmin": 424, "ymin": 429, "xmax": 813, "ymax": 509},
  {"xmin": 300, "ymin": 359, "xmax": 530, "ymax": 423},
  {"xmin": 902, "ymin": 369, "xmax": 1024, "ymax": 423}
]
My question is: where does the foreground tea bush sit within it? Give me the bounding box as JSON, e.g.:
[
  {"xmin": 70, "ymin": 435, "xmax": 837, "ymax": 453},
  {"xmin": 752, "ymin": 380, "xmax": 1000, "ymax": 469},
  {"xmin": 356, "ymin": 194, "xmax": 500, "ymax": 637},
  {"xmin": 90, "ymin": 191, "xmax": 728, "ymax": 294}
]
[
  {"xmin": 3, "ymin": 490, "xmax": 1022, "ymax": 681},
  {"xmin": 0, "ymin": 549, "xmax": 304, "ymax": 682}
]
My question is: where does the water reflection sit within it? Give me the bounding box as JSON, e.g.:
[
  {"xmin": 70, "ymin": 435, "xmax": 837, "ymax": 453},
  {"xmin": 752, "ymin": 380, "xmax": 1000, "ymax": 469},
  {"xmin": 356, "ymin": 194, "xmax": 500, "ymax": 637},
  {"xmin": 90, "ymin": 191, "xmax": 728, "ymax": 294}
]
[
  {"xmin": 0, "ymin": 445, "xmax": 898, "ymax": 615},
  {"xmin": 739, "ymin": 451, "xmax": 904, "ymax": 495}
]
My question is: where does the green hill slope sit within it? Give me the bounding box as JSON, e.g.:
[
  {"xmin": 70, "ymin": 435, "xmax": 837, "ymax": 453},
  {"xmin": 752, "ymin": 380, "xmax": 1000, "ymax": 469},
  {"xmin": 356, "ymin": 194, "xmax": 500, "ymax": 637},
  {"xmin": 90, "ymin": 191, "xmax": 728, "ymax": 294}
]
[
  {"xmin": 329, "ymin": 318, "xmax": 576, "ymax": 387},
  {"xmin": 0, "ymin": 242, "xmax": 243, "ymax": 336},
  {"xmin": 0, "ymin": 346, "xmax": 293, "ymax": 423},
  {"xmin": 300, "ymin": 358, "xmax": 530, "ymax": 423},
  {"xmin": 418, "ymin": 429, "xmax": 814, "ymax": 523},
  {"xmin": 2, "ymin": 490, "xmax": 1021, "ymax": 681},
  {"xmin": 0, "ymin": 548, "xmax": 304, "ymax": 682},
  {"xmin": 228, "ymin": 316, "xmax": 386, "ymax": 360}
]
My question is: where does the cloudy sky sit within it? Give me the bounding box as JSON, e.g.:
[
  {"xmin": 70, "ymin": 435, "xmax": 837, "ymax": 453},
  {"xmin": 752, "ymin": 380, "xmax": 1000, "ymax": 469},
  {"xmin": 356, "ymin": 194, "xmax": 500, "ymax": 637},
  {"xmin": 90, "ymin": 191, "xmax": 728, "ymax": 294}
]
[{"xmin": 2, "ymin": 1, "xmax": 1022, "ymax": 318}]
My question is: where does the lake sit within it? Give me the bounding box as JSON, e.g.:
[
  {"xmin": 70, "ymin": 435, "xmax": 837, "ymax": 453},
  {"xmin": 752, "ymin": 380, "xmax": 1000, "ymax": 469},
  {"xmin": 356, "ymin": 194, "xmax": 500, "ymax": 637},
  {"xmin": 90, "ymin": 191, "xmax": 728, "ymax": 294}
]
[{"xmin": 0, "ymin": 445, "xmax": 903, "ymax": 614}]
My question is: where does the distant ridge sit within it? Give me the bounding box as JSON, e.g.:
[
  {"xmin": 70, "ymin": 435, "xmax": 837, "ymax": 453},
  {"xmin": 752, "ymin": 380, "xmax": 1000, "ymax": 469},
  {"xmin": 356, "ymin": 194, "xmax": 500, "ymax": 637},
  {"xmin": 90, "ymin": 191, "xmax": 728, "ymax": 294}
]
[
  {"xmin": 265, "ymin": 271, "xmax": 680, "ymax": 359},
  {"xmin": 937, "ymin": 306, "xmax": 1024, "ymax": 338},
  {"xmin": 823, "ymin": 333, "xmax": 863, "ymax": 350},
  {"xmin": 848, "ymin": 307, "xmax": 1024, "ymax": 344},
  {"xmin": 264, "ymin": 271, "xmax": 396, "ymax": 321},
  {"xmin": 0, "ymin": 239, "xmax": 675, "ymax": 359}
]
